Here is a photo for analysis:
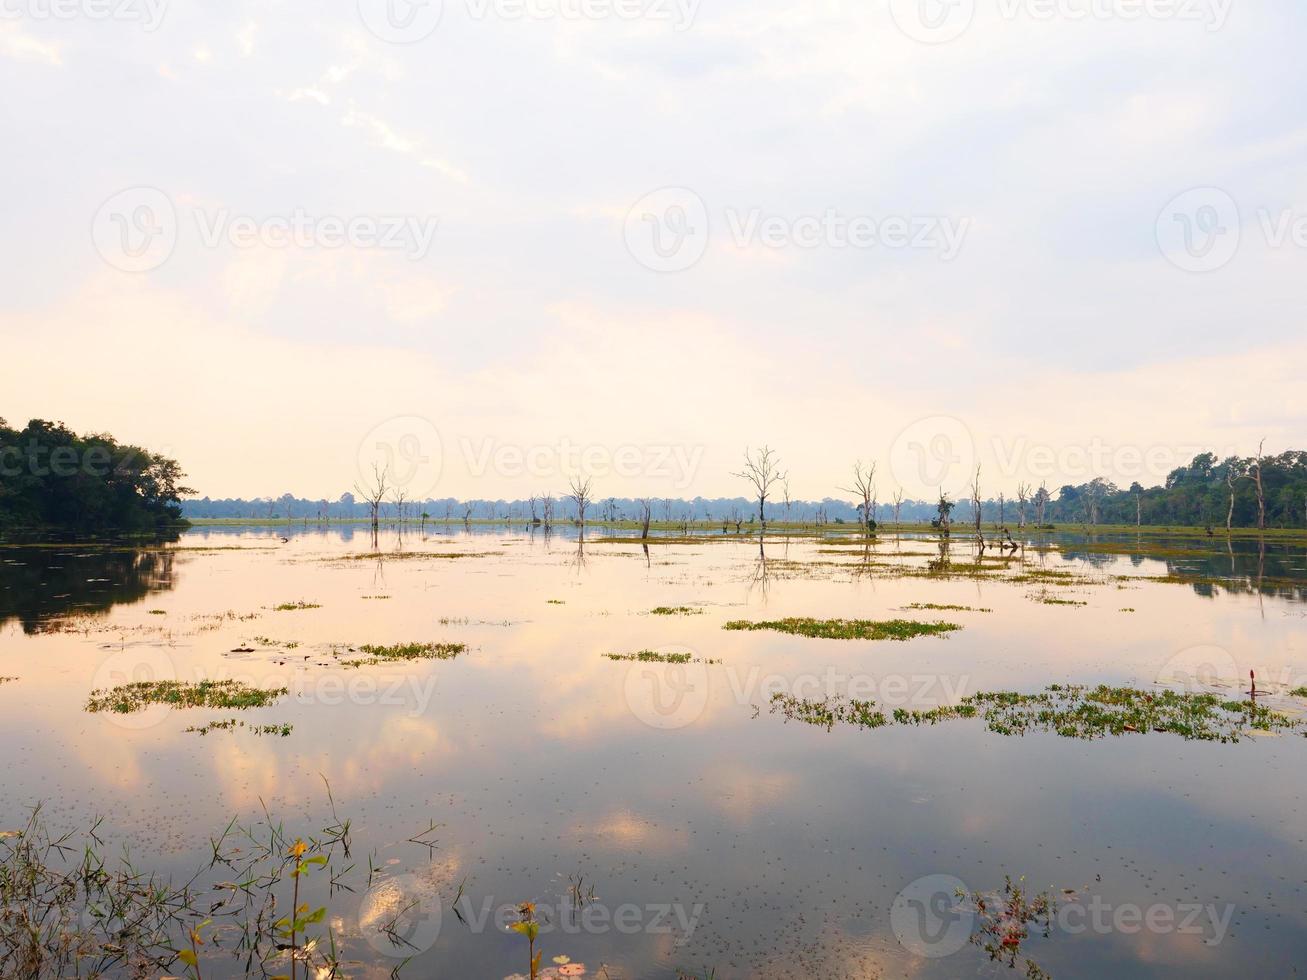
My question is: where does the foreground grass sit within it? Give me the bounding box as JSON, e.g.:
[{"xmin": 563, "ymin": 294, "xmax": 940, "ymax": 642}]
[
  {"xmin": 85, "ymin": 679, "xmax": 288, "ymax": 713},
  {"xmin": 723, "ymin": 617, "xmax": 961, "ymax": 641},
  {"xmin": 772, "ymin": 684, "xmax": 1301, "ymax": 742}
]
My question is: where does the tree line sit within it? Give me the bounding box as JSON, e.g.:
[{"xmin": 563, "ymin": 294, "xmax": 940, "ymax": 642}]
[{"xmin": 179, "ymin": 445, "xmax": 1307, "ymax": 532}]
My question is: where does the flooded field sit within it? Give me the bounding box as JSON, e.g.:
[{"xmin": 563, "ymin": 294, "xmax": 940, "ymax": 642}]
[{"xmin": 2, "ymin": 524, "xmax": 1306, "ymax": 978}]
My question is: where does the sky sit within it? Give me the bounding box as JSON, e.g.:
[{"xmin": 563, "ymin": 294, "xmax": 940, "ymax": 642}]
[{"xmin": 2, "ymin": 0, "xmax": 1305, "ymax": 502}]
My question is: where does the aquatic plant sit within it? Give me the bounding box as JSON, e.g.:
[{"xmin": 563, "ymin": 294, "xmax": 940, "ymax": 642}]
[
  {"xmin": 903, "ymin": 602, "xmax": 992, "ymax": 612},
  {"xmin": 769, "ymin": 684, "xmax": 1300, "ymax": 743},
  {"xmin": 649, "ymin": 606, "xmax": 703, "ymax": 616},
  {"xmin": 86, "ymin": 679, "xmax": 288, "ymax": 713},
  {"xmin": 956, "ymin": 875, "xmax": 1054, "ymax": 979},
  {"xmin": 336, "ymin": 641, "xmax": 466, "ymax": 667},
  {"xmin": 273, "ymin": 600, "xmax": 321, "ymax": 611},
  {"xmin": 723, "ymin": 617, "xmax": 961, "ymax": 641},
  {"xmin": 602, "ymin": 650, "xmax": 720, "ymax": 664}
]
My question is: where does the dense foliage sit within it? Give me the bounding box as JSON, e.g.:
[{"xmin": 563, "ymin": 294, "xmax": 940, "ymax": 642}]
[
  {"xmin": 1033, "ymin": 451, "xmax": 1307, "ymax": 528},
  {"xmin": 0, "ymin": 418, "xmax": 191, "ymax": 531}
]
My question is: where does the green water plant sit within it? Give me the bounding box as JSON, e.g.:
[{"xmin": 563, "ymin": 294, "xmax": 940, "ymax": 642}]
[
  {"xmin": 86, "ymin": 680, "xmax": 288, "ymax": 714},
  {"xmin": 724, "ymin": 617, "xmax": 961, "ymax": 641}
]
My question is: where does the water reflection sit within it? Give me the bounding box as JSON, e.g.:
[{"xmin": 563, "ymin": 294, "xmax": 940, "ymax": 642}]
[{"xmin": 0, "ymin": 544, "xmax": 179, "ymax": 633}]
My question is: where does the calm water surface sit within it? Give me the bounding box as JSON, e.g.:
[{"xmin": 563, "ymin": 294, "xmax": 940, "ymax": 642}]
[{"xmin": 2, "ymin": 525, "xmax": 1306, "ymax": 978}]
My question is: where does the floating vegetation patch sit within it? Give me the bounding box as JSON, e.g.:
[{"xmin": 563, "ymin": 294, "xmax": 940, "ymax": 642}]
[
  {"xmin": 770, "ymin": 684, "xmax": 1300, "ymax": 743},
  {"xmin": 86, "ymin": 680, "xmax": 288, "ymax": 714},
  {"xmin": 602, "ymin": 650, "xmax": 721, "ymax": 664},
  {"xmin": 361, "ymin": 594, "xmax": 390, "ymax": 600},
  {"xmin": 649, "ymin": 606, "xmax": 704, "ymax": 616},
  {"xmin": 335, "ymin": 641, "xmax": 467, "ymax": 667},
  {"xmin": 147, "ymin": 609, "xmax": 166, "ymax": 615},
  {"xmin": 724, "ymin": 617, "xmax": 961, "ymax": 641},
  {"xmin": 273, "ymin": 600, "xmax": 320, "ymax": 611},
  {"xmin": 0, "ymin": 676, "xmax": 17, "ymax": 685},
  {"xmin": 547, "ymin": 599, "xmax": 565, "ymax": 605},
  {"xmin": 903, "ymin": 602, "xmax": 992, "ymax": 613},
  {"xmin": 185, "ymin": 718, "xmax": 293, "ymax": 736},
  {"xmin": 1029, "ymin": 592, "xmax": 1088, "ymax": 607},
  {"xmin": 1292, "ymin": 686, "xmax": 1307, "ymax": 698},
  {"xmin": 333, "ymin": 551, "xmax": 498, "ymax": 561},
  {"xmin": 251, "ymin": 635, "xmax": 299, "ymax": 649}
]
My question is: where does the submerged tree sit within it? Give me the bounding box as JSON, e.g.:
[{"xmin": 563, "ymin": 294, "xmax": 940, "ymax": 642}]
[
  {"xmin": 733, "ymin": 446, "xmax": 787, "ymax": 530},
  {"xmin": 567, "ymin": 474, "xmax": 594, "ymax": 529},
  {"xmin": 840, "ymin": 461, "xmax": 878, "ymax": 536},
  {"xmin": 354, "ymin": 464, "xmax": 388, "ymax": 531}
]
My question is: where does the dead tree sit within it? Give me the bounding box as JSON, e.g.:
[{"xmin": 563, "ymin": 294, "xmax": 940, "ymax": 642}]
[
  {"xmin": 354, "ymin": 463, "xmax": 389, "ymax": 530},
  {"xmin": 542, "ymin": 493, "xmax": 555, "ymax": 528},
  {"xmin": 391, "ymin": 488, "xmax": 409, "ymax": 524},
  {"xmin": 1252, "ymin": 439, "xmax": 1267, "ymax": 531},
  {"xmin": 733, "ymin": 445, "xmax": 786, "ymax": 530},
  {"xmin": 1224, "ymin": 463, "xmax": 1245, "ymax": 532},
  {"xmin": 461, "ymin": 501, "xmax": 474, "ymax": 525},
  {"xmin": 997, "ymin": 492, "xmax": 1006, "ymax": 527},
  {"xmin": 839, "ymin": 461, "xmax": 878, "ymax": 537},
  {"xmin": 1016, "ymin": 482, "xmax": 1030, "ymax": 528},
  {"xmin": 782, "ymin": 478, "xmax": 793, "ymax": 524},
  {"xmin": 970, "ymin": 465, "xmax": 983, "ymax": 534},
  {"xmin": 1034, "ymin": 482, "xmax": 1049, "ymax": 526},
  {"xmin": 892, "ymin": 488, "xmax": 904, "ymax": 527},
  {"xmin": 567, "ymin": 474, "xmax": 594, "ymax": 529},
  {"xmin": 638, "ymin": 498, "xmax": 652, "ymax": 539}
]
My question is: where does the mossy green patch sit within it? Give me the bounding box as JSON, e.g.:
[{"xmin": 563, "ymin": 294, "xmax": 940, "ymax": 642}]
[
  {"xmin": 723, "ymin": 617, "xmax": 961, "ymax": 641},
  {"xmin": 86, "ymin": 680, "xmax": 288, "ymax": 714}
]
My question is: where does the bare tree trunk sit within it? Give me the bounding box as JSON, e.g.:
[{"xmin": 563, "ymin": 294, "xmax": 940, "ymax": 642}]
[{"xmin": 1253, "ymin": 439, "xmax": 1266, "ymax": 531}]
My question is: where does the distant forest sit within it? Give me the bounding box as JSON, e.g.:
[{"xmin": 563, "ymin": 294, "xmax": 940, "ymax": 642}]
[
  {"xmin": 0, "ymin": 419, "xmax": 191, "ymax": 531},
  {"xmin": 181, "ymin": 449, "xmax": 1307, "ymax": 530}
]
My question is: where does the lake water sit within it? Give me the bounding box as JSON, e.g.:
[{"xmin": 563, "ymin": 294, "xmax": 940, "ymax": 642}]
[{"xmin": 2, "ymin": 524, "xmax": 1306, "ymax": 978}]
